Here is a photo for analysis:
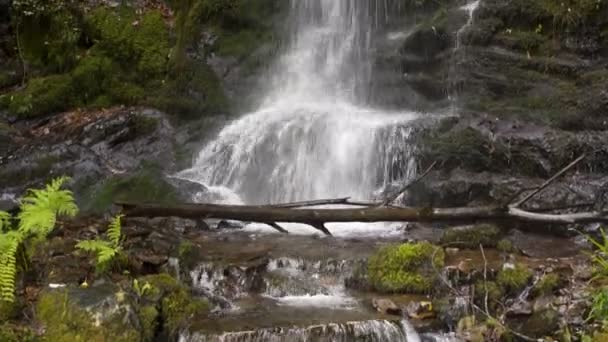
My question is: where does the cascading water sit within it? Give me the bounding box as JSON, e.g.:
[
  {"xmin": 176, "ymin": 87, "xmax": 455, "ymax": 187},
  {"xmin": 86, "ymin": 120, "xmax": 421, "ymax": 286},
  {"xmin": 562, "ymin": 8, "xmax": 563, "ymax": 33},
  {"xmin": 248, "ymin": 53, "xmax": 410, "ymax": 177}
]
[{"xmin": 178, "ymin": 0, "xmax": 418, "ymax": 209}]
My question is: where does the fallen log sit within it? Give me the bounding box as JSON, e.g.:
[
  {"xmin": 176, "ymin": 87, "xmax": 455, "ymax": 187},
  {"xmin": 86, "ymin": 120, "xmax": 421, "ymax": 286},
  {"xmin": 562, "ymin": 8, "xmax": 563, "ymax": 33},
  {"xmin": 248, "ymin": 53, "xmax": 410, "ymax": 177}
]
[
  {"xmin": 117, "ymin": 154, "xmax": 597, "ymax": 236},
  {"xmin": 117, "ymin": 201, "xmax": 608, "ymax": 236}
]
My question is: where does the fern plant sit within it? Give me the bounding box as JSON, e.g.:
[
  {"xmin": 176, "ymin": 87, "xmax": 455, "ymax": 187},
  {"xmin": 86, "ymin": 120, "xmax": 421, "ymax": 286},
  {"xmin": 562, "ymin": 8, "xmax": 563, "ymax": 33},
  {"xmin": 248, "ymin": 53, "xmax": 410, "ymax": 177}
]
[
  {"xmin": 76, "ymin": 215, "xmax": 124, "ymax": 272},
  {"xmin": 0, "ymin": 177, "xmax": 77, "ymax": 302}
]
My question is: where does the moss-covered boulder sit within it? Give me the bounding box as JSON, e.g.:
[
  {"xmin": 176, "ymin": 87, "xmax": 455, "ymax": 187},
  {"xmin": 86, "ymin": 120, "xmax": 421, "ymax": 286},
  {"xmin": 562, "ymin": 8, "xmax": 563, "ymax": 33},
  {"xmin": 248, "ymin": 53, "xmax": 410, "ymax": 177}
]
[
  {"xmin": 440, "ymin": 224, "xmax": 502, "ymax": 249},
  {"xmin": 138, "ymin": 273, "xmax": 210, "ymax": 336},
  {"xmin": 36, "ymin": 287, "xmax": 141, "ymax": 341},
  {"xmin": 368, "ymin": 242, "xmax": 445, "ymax": 293}
]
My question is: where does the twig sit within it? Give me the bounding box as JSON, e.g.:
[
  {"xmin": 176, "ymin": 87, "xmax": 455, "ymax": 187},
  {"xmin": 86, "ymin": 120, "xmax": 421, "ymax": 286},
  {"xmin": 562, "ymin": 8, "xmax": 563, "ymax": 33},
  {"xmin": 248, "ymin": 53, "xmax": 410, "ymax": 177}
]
[
  {"xmin": 430, "ymin": 243, "xmax": 536, "ymax": 342},
  {"xmin": 310, "ymin": 222, "xmax": 332, "ymax": 236},
  {"xmin": 480, "ymin": 244, "xmax": 490, "ymax": 316},
  {"xmin": 380, "ymin": 161, "xmax": 437, "ymax": 206},
  {"xmin": 266, "ymin": 222, "xmax": 289, "ymax": 234},
  {"xmin": 512, "ymin": 154, "xmax": 586, "ymax": 208},
  {"xmin": 270, "ymin": 198, "xmax": 352, "ymax": 208}
]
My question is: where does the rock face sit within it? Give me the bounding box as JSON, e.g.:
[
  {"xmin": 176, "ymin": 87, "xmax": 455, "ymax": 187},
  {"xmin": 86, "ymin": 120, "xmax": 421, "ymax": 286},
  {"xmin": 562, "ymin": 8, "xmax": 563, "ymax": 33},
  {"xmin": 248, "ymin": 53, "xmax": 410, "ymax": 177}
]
[{"xmin": 0, "ymin": 107, "xmax": 188, "ymax": 210}]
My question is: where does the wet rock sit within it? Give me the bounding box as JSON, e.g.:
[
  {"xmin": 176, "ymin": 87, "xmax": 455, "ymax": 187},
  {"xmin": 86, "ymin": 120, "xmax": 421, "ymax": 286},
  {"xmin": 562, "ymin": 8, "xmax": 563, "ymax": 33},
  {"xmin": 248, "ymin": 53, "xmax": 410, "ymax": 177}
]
[
  {"xmin": 405, "ymin": 300, "xmax": 435, "ymax": 320},
  {"xmin": 506, "ymin": 301, "xmax": 533, "ymax": 317},
  {"xmin": 165, "ymin": 177, "xmax": 208, "ymax": 202},
  {"xmin": 518, "ymin": 308, "xmax": 560, "ymax": 339},
  {"xmin": 532, "ymin": 296, "xmax": 555, "ymax": 312},
  {"xmin": 372, "ymin": 298, "xmax": 402, "ymax": 316},
  {"xmin": 0, "ymin": 108, "xmax": 179, "ymax": 211}
]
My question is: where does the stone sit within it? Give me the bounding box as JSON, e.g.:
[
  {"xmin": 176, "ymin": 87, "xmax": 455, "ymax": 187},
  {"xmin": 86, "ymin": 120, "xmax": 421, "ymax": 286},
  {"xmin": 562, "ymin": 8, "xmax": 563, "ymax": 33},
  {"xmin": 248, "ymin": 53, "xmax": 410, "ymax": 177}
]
[{"xmin": 372, "ymin": 298, "xmax": 402, "ymax": 316}]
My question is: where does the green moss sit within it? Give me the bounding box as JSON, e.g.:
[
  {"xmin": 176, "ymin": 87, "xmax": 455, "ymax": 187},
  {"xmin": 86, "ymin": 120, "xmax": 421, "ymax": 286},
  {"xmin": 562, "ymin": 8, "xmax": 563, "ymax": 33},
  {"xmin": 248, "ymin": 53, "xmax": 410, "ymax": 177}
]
[
  {"xmin": 532, "ymin": 273, "xmax": 561, "ymax": 297},
  {"xmin": 82, "ymin": 166, "xmax": 178, "ymax": 214},
  {"xmin": 420, "ymin": 128, "xmax": 510, "ymax": 173},
  {"xmin": 368, "ymin": 242, "xmax": 445, "ymax": 293},
  {"xmin": 152, "ymin": 60, "xmax": 229, "ymax": 119},
  {"xmin": 474, "ymin": 281, "xmax": 505, "ymax": 312},
  {"xmin": 138, "ymin": 305, "xmax": 159, "ymax": 342},
  {"xmin": 497, "ymin": 239, "xmax": 515, "ymax": 253},
  {"xmin": 497, "ymin": 264, "xmax": 533, "ymax": 294},
  {"xmin": 37, "ymin": 290, "xmax": 139, "ymax": 341},
  {"xmin": 139, "ymin": 273, "xmax": 209, "ymax": 336},
  {"xmin": 71, "ymin": 55, "xmax": 116, "ymax": 105},
  {"xmin": 134, "ymin": 12, "xmax": 170, "ymax": 78},
  {"xmin": 0, "ymin": 300, "xmax": 19, "ymax": 321},
  {"xmin": 5, "ymin": 74, "xmax": 74, "ymax": 117},
  {"xmin": 440, "ymin": 224, "xmax": 502, "ymax": 249},
  {"xmin": 0, "ymin": 323, "xmax": 36, "ymax": 342},
  {"xmin": 495, "ymin": 29, "xmax": 547, "ymax": 53}
]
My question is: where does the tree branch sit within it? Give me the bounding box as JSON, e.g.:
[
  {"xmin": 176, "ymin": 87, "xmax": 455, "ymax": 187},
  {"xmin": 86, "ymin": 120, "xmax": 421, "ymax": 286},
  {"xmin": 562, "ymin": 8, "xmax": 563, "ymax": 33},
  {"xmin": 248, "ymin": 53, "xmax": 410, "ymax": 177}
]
[
  {"xmin": 380, "ymin": 161, "xmax": 437, "ymax": 206},
  {"xmin": 511, "ymin": 154, "xmax": 586, "ymax": 208}
]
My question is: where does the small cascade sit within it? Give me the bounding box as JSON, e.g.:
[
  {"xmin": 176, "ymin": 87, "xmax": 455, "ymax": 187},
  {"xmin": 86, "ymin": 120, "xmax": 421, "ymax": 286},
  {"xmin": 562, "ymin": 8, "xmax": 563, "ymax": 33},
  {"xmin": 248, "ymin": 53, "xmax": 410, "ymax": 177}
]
[
  {"xmin": 455, "ymin": 0, "xmax": 481, "ymax": 50},
  {"xmin": 180, "ymin": 319, "xmax": 414, "ymax": 342}
]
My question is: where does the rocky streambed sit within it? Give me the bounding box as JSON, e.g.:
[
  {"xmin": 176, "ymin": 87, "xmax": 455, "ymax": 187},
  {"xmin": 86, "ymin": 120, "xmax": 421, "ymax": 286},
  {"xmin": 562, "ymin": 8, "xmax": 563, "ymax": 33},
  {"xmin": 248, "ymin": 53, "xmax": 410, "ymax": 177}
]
[{"xmin": 3, "ymin": 210, "xmax": 593, "ymax": 341}]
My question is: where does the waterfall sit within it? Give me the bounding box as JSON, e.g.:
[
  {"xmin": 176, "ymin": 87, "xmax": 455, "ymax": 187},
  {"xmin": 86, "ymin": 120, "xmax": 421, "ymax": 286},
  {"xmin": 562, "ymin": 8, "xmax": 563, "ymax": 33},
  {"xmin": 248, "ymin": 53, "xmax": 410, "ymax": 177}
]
[{"xmin": 178, "ymin": 0, "xmax": 418, "ymax": 208}]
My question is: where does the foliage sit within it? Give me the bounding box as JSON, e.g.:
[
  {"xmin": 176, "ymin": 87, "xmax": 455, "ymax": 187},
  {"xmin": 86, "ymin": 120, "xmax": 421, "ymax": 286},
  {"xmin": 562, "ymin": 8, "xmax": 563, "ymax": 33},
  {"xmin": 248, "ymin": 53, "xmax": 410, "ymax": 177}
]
[
  {"xmin": 588, "ymin": 288, "xmax": 608, "ymax": 323},
  {"xmin": 18, "ymin": 177, "xmax": 78, "ymax": 238},
  {"xmin": 368, "ymin": 242, "xmax": 445, "ymax": 293},
  {"xmin": 440, "ymin": 224, "xmax": 501, "ymax": 249},
  {"xmin": 586, "ymin": 228, "xmax": 608, "ymax": 278},
  {"xmin": 0, "ymin": 177, "xmax": 77, "ymax": 302},
  {"xmin": 0, "ymin": 212, "xmax": 11, "ymax": 231},
  {"xmin": 12, "ymin": 0, "xmax": 82, "ymax": 72},
  {"xmin": 4, "ymin": 74, "xmax": 74, "ymax": 117},
  {"xmin": 76, "ymin": 215, "xmax": 123, "ymax": 272}
]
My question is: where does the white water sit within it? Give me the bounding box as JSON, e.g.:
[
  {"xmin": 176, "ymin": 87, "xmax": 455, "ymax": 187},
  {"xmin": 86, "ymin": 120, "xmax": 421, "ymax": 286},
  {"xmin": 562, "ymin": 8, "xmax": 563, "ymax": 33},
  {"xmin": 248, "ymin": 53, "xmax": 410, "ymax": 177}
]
[{"xmin": 178, "ymin": 0, "xmax": 419, "ymax": 236}]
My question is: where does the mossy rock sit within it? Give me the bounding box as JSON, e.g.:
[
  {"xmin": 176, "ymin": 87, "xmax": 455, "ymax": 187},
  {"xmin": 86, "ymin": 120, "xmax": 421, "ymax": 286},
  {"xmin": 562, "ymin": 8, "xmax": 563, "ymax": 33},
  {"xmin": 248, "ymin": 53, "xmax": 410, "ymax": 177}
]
[
  {"xmin": 368, "ymin": 242, "xmax": 445, "ymax": 293},
  {"xmin": 81, "ymin": 166, "xmax": 178, "ymax": 214},
  {"xmin": 36, "ymin": 289, "xmax": 140, "ymax": 341},
  {"xmin": 440, "ymin": 224, "xmax": 502, "ymax": 249},
  {"xmin": 419, "ymin": 127, "xmax": 510, "ymax": 173},
  {"xmin": 138, "ymin": 273, "xmax": 210, "ymax": 336},
  {"xmin": 497, "ymin": 263, "xmax": 533, "ymax": 294}
]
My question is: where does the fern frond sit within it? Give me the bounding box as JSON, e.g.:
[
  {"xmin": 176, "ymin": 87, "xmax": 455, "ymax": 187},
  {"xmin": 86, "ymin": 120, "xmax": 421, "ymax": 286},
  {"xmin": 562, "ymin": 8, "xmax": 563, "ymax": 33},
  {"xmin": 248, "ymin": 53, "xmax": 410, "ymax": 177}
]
[
  {"xmin": 0, "ymin": 211, "xmax": 11, "ymax": 232},
  {"xmin": 0, "ymin": 231, "xmax": 24, "ymax": 302},
  {"xmin": 107, "ymin": 215, "xmax": 123, "ymax": 248},
  {"xmin": 76, "ymin": 239, "xmax": 113, "ymax": 253},
  {"xmin": 76, "ymin": 239, "xmax": 119, "ymax": 271},
  {"xmin": 18, "ymin": 177, "xmax": 78, "ymax": 238}
]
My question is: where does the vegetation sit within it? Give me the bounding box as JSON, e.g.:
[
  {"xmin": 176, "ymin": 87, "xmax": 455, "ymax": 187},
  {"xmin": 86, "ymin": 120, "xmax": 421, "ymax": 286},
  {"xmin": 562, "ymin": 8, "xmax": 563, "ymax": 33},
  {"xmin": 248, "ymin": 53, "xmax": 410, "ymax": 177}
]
[
  {"xmin": 76, "ymin": 215, "xmax": 124, "ymax": 273},
  {"xmin": 496, "ymin": 263, "xmax": 533, "ymax": 294},
  {"xmin": 368, "ymin": 242, "xmax": 444, "ymax": 293},
  {"xmin": 440, "ymin": 224, "xmax": 501, "ymax": 249},
  {"xmin": 0, "ymin": 177, "xmax": 77, "ymax": 302}
]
